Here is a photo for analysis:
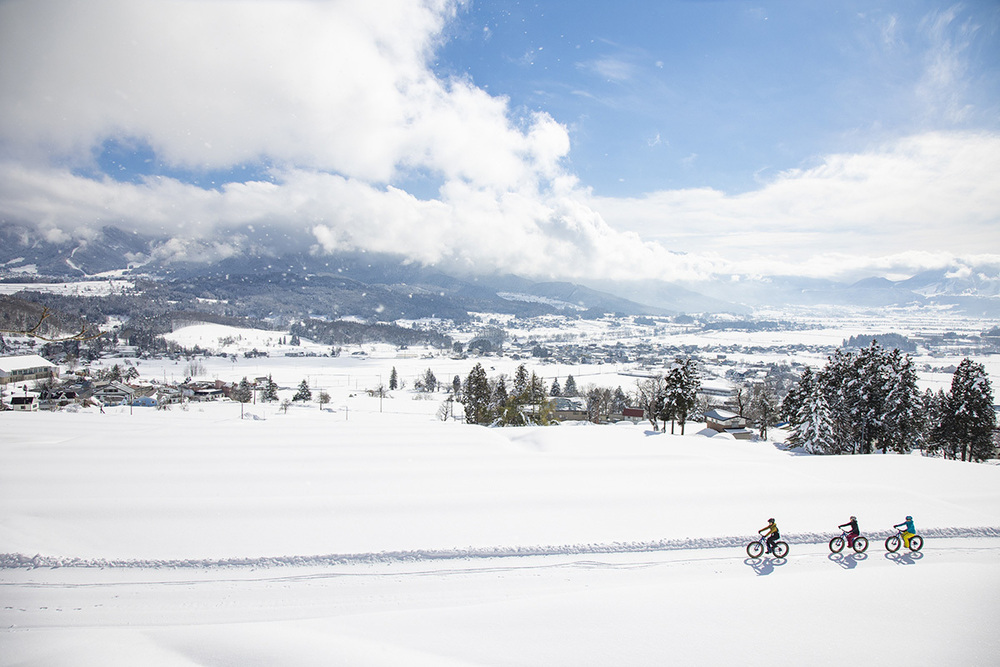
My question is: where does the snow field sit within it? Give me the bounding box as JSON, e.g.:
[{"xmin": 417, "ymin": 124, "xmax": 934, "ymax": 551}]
[{"xmin": 4, "ymin": 321, "xmax": 1000, "ymax": 665}]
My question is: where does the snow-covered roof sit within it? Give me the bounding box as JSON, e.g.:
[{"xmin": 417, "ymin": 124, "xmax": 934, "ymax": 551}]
[
  {"xmin": 704, "ymin": 408, "xmax": 738, "ymax": 421},
  {"xmin": 0, "ymin": 355, "xmax": 56, "ymax": 372}
]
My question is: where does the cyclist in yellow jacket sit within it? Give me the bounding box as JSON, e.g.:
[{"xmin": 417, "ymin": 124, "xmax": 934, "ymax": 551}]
[{"xmin": 759, "ymin": 518, "xmax": 780, "ymax": 554}]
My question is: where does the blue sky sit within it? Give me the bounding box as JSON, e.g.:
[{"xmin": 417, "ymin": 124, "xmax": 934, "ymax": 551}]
[
  {"xmin": 0, "ymin": 0, "xmax": 998, "ymax": 284},
  {"xmin": 435, "ymin": 1, "xmax": 1000, "ymax": 195}
]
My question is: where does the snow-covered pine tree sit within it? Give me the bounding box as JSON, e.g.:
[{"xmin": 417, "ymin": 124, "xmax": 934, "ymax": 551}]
[
  {"xmin": 422, "ymin": 368, "xmax": 437, "ymax": 393},
  {"xmin": 292, "ymin": 379, "xmax": 312, "ymax": 402},
  {"xmin": 852, "ymin": 341, "xmax": 889, "ymax": 454},
  {"xmin": 748, "ymin": 382, "xmax": 780, "ymax": 440},
  {"xmin": 943, "ymin": 358, "xmax": 996, "ymax": 462},
  {"xmin": 261, "ymin": 374, "xmax": 278, "ymax": 402},
  {"xmin": 513, "ymin": 364, "xmax": 529, "ymax": 398},
  {"xmin": 491, "ymin": 375, "xmax": 508, "ymax": 422},
  {"xmin": 389, "ymin": 367, "xmax": 398, "ymax": 391},
  {"xmin": 780, "ymin": 366, "xmax": 814, "ymax": 427},
  {"xmin": 563, "ymin": 374, "xmax": 578, "ymax": 397},
  {"xmin": 879, "ymin": 348, "xmax": 921, "ymax": 453},
  {"xmin": 666, "ymin": 357, "xmax": 700, "ymax": 435},
  {"xmin": 550, "ymin": 378, "xmax": 561, "ymax": 397},
  {"xmin": 232, "ymin": 376, "xmax": 253, "ymax": 403},
  {"xmin": 794, "ymin": 384, "xmax": 836, "ymax": 454},
  {"xmin": 461, "ymin": 363, "xmax": 491, "ymax": 425}
]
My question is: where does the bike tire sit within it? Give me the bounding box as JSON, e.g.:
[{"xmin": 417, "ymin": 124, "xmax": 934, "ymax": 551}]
[
  {"xmin": 909, "ymin": 535, "xmax": 923, "ymax": 552},
  {"xmin": 853, "ymin": 536, "xmax": 869, "ymax": 553},
  {"xmin": 772, "ymin": 541, "xmax": 789, "ymax": 558},
  {"xmin": 829, "ymin": 536, "xmax": 845, "ymax": 553},
  {"xmin": 747, "ymin": 541, "xmax": 764, "ymax": 559},
  {"xmin": 885, "ymin": 535, "xmax": 901, "ymax": 552}
]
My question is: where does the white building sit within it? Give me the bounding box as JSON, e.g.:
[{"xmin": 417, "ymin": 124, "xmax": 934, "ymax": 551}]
[{"xmin": 0, "ymin": 355, "xmax": 58, "ymax": 386}]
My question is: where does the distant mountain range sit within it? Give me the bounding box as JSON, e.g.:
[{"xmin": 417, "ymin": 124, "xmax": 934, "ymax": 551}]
[{"xmin": 1, "ymin": 222, "xmax": 997, "ymax": 318}]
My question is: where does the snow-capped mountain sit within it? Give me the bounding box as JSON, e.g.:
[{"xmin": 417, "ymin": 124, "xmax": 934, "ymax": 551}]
[{"xmin": 1, "ymin": 222, "xmax": 997, "ymax": 317}]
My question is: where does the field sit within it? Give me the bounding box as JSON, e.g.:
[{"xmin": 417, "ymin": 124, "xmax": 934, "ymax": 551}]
[{"xmin": 3, "ymin": 385, "xmax": 999, "ymax": 665}]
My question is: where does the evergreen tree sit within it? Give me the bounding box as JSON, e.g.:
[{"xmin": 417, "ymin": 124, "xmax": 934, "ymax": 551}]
[
  {"xmin": 550, "ymin": 378, "xmax": 561, "ymax": 397},
  {"xmin": 389, "ymin": 367, "xmax": 398, "ymax": 391},
  {"xmin": 943, "ymin": 359, "xmax": 996, "ymax": 461},
  {"xmin": 293, "ymin": 379, "xmax": 312, "ymax": 402},
  {"xmin": 563, "ymin": 374, "xmax": 578, "ymax": 397},
  {"xmin": 461, "ymin": 363, "xmax": 491, "ymax": 425},
  {"xmin": 880, "ymin": 349, "xmax": 921, "ymax": 453},
  {"xmin": 612, "ymin": 386, "xmax": 628, "ymax": 415},
  {"xmin": 781, "ymin": 366, "xmax": 814, "ymax": 426},
  {"xmin": 421, "ymin": 368, "xmax": 437, "ymax": 393},
  {"xmin": 513, "ymin": 364, "xmax": 529, "ymax": 397},
  {"xmin": 261, "ymin": 374, "xmax": 279, "ymax": 402},
  {"xmin": 794, "ymin": 384, "xmax": 837, "ymax": 454},
  {"xmin": 748, "ymin": 382, "xmax": 779, "ymax": 440},
  {"xmin": 491, "ymin": 375, "xmax": 509, "ymax": 414},
  {"xmin": 529, "ymin": 372, "xmax": 547, "ymax": 405},
  {"xmin": 666, "ymin": 358, "xmax": 700, "ymax": 435},
  {"xmin": 232, "ymin": 376, "xmax": 253, "ymax": 403}
]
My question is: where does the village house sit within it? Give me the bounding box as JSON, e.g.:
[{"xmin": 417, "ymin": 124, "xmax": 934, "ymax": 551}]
[
  {"xmin": 617, "ymin": 406, "xmax": 645, "ymax": 424},
  {"xmin": 551, "ymin": 397, "xmax": 589, "ymax": 422},
  {"xmin": 10, "ymin": 395, "xmax": 39, "ymax": 411},
  {"xmin": 92, "ymin": 381, "xmax": 136, "ymax": 406},
  {"xmin": 704, "ymin": 407, "xmax": 754, "ymax": 440}
]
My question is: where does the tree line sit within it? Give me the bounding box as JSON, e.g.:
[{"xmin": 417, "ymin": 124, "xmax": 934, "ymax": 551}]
[{"xmin": 783, "ymin": 340, "xmax": 996, "ymax": 461}]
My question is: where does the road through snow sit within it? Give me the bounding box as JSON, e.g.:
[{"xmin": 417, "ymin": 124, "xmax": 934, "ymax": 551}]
[{"xmin": 3, "ymin": 536, "xmax": 999, "ymax": 666}]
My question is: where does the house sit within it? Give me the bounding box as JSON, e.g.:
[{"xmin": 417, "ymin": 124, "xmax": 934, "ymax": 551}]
[
  {"xmin": 704, "ymin": 407, "xmax": 754, "ymax": 440},
  {"xmin": 618, "ymin": 407, "xmax": 645, "ymax": 423},
  {"xmin": 0, "ymin": 355, "xmax": 58, "ymax": 386},
  {"xmin": 551, "ymin": 397, "xmax": 589, "ymax": 422},
  {"xmin": 38, "ymin": 389, "xmax": 80, "ymax": 409},
  {"xmin": 10, "ymin": 395, "xmax": 39, "ymax": 411},
  {"xmin": 92, "ymin": 381, "xmax": 135, "ymax": 406}
]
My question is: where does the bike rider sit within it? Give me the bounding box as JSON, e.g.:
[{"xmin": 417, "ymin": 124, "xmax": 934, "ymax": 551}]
[
  {"xmin": 839, "ymin": 515, "xmax": 860, "ymax": 549},
  {"xmin": 759, "ymin": 518, "xmax": 780, "ymax": 554},
  {"xmin": 894, "ymin": 515, "xmax": 916, "ymax": 549}
]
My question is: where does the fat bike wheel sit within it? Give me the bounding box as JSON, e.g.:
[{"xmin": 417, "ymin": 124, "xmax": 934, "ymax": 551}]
[
  {"xmin": 909, "ymin": 535, "xmax": 924, "ymax": 552},
  {"xmin": 853, "ymin": 536, "xmax": 869, "ymax": 553},
  {"xmin": 885, "ymin": 535, "xmax": 901, "ymax": 553},
  {"xmin": 747, "ymin": 542, "xmax": 764, "ymax": 559},
  {"xmin": 772, "ymin": 541, "xmax": 789, "ymax": 558},
  {"xmin": 829, "ymin": 536, "xmax": 845, "ymax": 553}
]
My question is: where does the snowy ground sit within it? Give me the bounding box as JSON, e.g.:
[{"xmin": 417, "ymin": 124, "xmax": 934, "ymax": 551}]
[{"xmin": 3, "ymin": 398, "xmax": 999, "ymax": 666}]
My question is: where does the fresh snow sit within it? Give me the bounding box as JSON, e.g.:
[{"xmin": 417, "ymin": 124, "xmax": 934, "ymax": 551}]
[{"xmin": 3, "ymin": 397, "xmax": 999, "ymax": 666}]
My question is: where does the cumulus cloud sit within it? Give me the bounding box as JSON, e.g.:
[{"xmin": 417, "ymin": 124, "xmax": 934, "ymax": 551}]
[
  {"xmin": 0, "ymin": 0, "xmax": 997, "ymax": 286},
  {"xmin": 588, "ymin": 131, "xmax": 1000, "ymax": 280}
]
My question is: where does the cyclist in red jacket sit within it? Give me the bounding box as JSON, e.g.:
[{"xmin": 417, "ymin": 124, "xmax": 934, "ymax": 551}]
[{"xmin": 839, "ymin": 516, "xmax": 860, "ymax": 549}]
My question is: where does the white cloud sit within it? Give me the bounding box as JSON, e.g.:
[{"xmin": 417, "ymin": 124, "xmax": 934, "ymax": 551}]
[
  {"xmin": 0, "ymin": 1, "xmax": 997, "ymax": 287},
  {"xmin": 588, "ymin": 131, "xmax": 1000, "ymax": 280}
]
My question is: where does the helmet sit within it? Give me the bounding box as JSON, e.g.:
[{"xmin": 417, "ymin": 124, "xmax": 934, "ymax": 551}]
[
  {"xmin": 906, "ymin": 515, "xmax": 912, "ymax": 520},
  {"xmin": 768, "ymin": 518, "xmax": 775, "ymax": 523},
  {"xmin": 850, "ymin": 516, "xmax": 856, "ymax": 521}
]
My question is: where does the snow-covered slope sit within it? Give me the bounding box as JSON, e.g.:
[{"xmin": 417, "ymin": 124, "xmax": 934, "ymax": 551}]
[{"xmin": 2, "ymin": 402, "xmax": 999, "ymax": 665}]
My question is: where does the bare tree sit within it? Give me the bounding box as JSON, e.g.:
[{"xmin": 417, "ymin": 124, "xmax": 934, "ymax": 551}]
[{"xmin": 0, "ymin": 306, "xmax": 103, "ymax": 342}]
